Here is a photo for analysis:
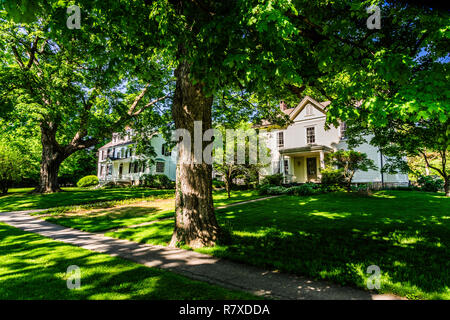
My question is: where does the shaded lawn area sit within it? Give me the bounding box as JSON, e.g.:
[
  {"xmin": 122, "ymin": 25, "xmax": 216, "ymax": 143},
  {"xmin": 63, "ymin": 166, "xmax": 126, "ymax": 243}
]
[
  {"xmin": 0, "ymin": 223, "xmax": 255, "ymax": 300},
  {"xmin": 0, "ymin": 187, "xmax": 262, "ymax": 214},
  {"xmin": 0, "ymin": 187, "xmax": 174, "ymax": 213},
  {"xmin": 106, "ymin": 191, "xmax": 450, "ymax": 300},
  {"xmin": 33, "ymin": 190, "xmax": 263, "ymax": 232}
]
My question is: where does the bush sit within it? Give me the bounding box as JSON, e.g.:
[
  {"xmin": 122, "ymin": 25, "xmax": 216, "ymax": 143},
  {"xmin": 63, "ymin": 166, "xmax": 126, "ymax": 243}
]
[
  {"xmin": 320, "ymin": 168, "xmax": 345, "ymax": 188},
  {"xmin": 286, "ymin": 183, "xmax": 319, "ymax": 196},
  {"xmin": 258, "ymin": 183, "xmax": 321, "ymax": 196},
  {"xmin": 417, "ymin": 175, "xmax": 444, "ymax": 192},
  {"xmin": 260, "ymin": 173, "xmax": 283, "ymax": 186},
  {"xmin": 142, "ymin": 174, "xmax": 174, "ymax": 189},
  {"xmin": 76, "ymin": 175, "xmax": 99, "ymax": 188},
  {"xmin": 212, "ymin": 179, "xmax": 225, "ymax": 189}
]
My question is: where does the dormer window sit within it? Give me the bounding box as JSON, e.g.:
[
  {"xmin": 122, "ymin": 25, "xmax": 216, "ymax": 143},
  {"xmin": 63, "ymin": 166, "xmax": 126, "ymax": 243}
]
[
  {"xmin": 306, "ymin": 127, "xmax": 315, "ymax": 144},
  {"xmin": 277, "ymin": 132, "xmax": 284, "ymax": 148}
]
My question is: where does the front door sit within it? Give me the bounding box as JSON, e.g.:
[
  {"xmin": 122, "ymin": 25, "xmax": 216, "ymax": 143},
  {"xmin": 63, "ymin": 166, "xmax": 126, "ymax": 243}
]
[
  {"xmin": 306, "ymin": 157, "xmax": 317, "ymax": 181},
  {"xmin": 119, "ymin": 163, "xmax": 123, "ymax": 178}
]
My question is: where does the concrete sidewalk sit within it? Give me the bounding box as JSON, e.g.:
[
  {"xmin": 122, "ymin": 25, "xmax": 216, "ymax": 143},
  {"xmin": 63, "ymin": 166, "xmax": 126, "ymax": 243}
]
[{"xmin": 0, "ymin": 210, "xmax": 403, "ymax": 300}]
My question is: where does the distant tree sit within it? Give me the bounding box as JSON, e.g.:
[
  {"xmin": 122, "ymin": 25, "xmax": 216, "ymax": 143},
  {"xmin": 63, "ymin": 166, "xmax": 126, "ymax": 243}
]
[
  {"xmin": 325, "ymin": 150, "xmax": 377, "ymax": 191},
  {"xmin": 369, "ymin": 119, "xmax": 449, "ymax": 196},
  {"xmin": 0, "ymin": 14, "xmax": 170, "ymax": 193},
  {"xmin": 213, "ymin": 122, "xmax": 266, "ymax": 199},
  {"xmin": 0, "ymin": 143, "xmax": 25, "ymax": 194}
]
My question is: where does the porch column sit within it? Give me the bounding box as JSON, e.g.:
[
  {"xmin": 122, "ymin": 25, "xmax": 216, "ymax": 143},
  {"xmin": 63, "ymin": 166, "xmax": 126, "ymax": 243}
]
[{"xmin": 319, "ymin": 150, "xmax": 325, "ymax": 169}]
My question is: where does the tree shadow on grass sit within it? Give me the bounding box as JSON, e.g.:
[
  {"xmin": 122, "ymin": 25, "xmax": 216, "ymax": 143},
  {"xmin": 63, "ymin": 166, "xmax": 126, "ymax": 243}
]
[
  {"xmin": 0, "ymin": 225, "xmax": 251, "ymax": 300},
  {"xmin": 210, "ymin": 191, "xmax": 450, "ymax": 299}
]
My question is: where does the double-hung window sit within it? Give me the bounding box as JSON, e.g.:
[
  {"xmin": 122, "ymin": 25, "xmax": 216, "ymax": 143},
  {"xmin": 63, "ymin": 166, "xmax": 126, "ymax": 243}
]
[
  {"xmin": 306, "ymin": 127, "xmax": 315, "ymax": 144},
  {"xmin": 277, "ymin": 131, "xmax": 284, "ymax": 148}
]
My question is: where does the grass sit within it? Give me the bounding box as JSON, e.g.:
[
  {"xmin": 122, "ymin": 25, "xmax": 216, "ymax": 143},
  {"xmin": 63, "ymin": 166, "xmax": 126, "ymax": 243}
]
[
  {"xmin": 0, "ymin": 187, "xmax": 262, "ymax": 214},
  {"xmin": 0, "ymin": 187, "xmax": 174, "ymax": 213},
  {"xmin": 31, "ymin": 189, "xmax": 263, "ymax": 232},
  {"xmin": 106, "ymin": 191, "xmax": 450, "ymax": 300},
  {"xmin": 0, "ymin": 222, "xmax": 256, "ymax": 300}
]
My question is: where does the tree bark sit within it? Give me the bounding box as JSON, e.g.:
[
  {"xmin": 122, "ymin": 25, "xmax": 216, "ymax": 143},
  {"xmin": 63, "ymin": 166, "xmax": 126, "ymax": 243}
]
[
  {"xmin": 34, "ymin": 123, "xmax": 65, "ymax": 193},
  {"xmin": 169, "ymin": 60, "xmax": 221, "ymax": 248}
]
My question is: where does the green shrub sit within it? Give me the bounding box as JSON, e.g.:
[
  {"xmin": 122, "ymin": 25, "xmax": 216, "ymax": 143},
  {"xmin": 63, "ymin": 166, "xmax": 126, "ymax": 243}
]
[
  {"xmin": 417, "ymin": 175, "xmax": 444, "ymax": 192},
  {"xmin": 320, "ymin": 168, "xmax": 345, "ymax": 188},
  {"xmin": 286, "ymin": 183, "xmax": 318, "ymax": 196},
  {"xmin": 260, "ymin": 173, "xmax": 283, "ymax": 186},
  {"xmin": 212, "ymin": 179, "xmax": 225, "ymax": 189},
  {"xmin": 142, "ymin": 174, "xmax": 173, "ymax": 189},
  {"xmin": 76, "ymin": 175, "xmax": 99, "ymax": 188}
]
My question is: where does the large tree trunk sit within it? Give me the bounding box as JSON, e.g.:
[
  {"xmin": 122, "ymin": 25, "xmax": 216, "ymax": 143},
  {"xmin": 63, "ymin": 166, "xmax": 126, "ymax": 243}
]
[
  {"xmin": 34, "ymin": 123, "xmax": 66, "ymax": 193},
  {"xmin": 169, "ymin": 60, "xmax": 221, "ymax": 248}
]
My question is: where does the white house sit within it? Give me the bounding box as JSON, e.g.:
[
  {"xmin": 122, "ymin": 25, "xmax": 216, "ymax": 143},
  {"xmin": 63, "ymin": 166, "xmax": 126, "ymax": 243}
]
[
  {"xmin": 97, "ymin": 128, "xmax": 176, "ymax": 185},
  {"xmin": 259, "ymin": 96, "xmax": 409, "ymax": 186},
  {"xmin": 97, "ymin": 96, "xmax": 409, "ymax": 187}
]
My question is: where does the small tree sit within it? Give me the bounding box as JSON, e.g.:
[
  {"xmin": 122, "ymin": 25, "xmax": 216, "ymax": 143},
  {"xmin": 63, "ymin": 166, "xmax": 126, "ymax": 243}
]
[
  {"xmin": 213, "ymin": 123, "xmax": 265, "ymax": 199},
  {"xmin": 325, "ymin": 150, "xmax": 377, "ymax": 191},
  {"xmin": 0, "ymin": 144, "xmax": 24, "ymax": 194}
]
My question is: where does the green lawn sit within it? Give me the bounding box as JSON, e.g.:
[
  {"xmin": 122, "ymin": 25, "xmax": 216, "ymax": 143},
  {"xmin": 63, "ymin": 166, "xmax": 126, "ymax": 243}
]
[
  {"xmin": 31, "ymin": 190, "xmax": 263, "ymax": 232},
  {"xmin": 0, "ymin": 223, "xmax": 255, "ymax": 299},
  {"xmin": 0, "ymin": 187, "xmax": 174, "ymax": 213},
  {"xmin": 106, "ymin": 191, "xmax": 450, "ymax": 300},
  {"xmin": 0, "ymin": 187, "xmax": 262, "ymax": 214}
]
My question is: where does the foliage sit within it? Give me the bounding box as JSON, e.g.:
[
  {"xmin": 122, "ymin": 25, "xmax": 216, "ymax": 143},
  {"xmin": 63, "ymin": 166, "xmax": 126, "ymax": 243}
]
[
  {"xmin": 76, "ymin": 175, "xmax": 99, "ymax": 188},
  {"xmin": 320, "ymin": 168, "xmax": 346, "ymax": 188},
  {"xmin": 325, "ymin": 150, "xmax": 377, "ymax": 190},
  {"xmin": 0, "ymin": 142, "xmax": 25, "ymax": 193},
  {"xmin": 260, "ymin": 174, "xmax": 284, "ymax": 186},
  {"xmin": 213, "ymin": 122, "xmax": 267, "ymax": 198},
  {"xmin": 417, "ymin": 175, "xmax": 445, "ymax": 192},
  {"xmin": 142, "ymin": 174, "xmax": 174, "ymax": 189},
  {"xmin": 59, "ymin": 148, "xmax": 100, "ymax": 186},
  {"xmin": 258, "ymin": 183, "xmax": 319, "ymax": 196},
  {"xmin": 212, "ymin": 178, "xmax": 225, "ymax": 189}
]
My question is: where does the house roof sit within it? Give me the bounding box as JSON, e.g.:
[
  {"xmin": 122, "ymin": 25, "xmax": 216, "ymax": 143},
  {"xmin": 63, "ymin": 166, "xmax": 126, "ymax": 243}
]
[
  {"xmin": 99, "ymin": 140, "xmax": 134, "ymax": 150},
  {"xmin": 255, "ymin": 96, "xmax": 330, "ymax": 128},
  {"xmin": 288, "ymin": 95, "xmax": 328, "ymax": 121}
]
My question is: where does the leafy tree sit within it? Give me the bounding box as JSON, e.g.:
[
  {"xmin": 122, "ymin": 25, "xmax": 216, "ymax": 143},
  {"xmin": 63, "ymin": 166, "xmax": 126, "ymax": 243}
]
[
  {"xmin": 3, "ymin": 0, "xmax": 448, "ymax": 246},
  {"xmin": 0, "ymin": 12, "xmax": 170, "ymax": 193},
  {"xmin": 369, "ymin": 118, "xmax": 449, "ymax": 196},
  {"xmin": 325, "ymin": 150, "xmax": 377, "ymax": 190},
  {"xmin": 0, "ymin": 142, "xmax": 25, "ymax": 194},
  {"xmin": 213, "ymin": 122, "xmax": 267, "ymax": 198},
  {"xmin": 58, "ymin": 147, "xmax": 99, "ymax": 186}
]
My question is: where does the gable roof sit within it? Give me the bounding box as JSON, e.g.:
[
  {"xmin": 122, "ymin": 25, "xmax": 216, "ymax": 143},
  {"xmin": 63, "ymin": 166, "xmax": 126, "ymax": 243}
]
[{"xmin": 288, "ymin": 96, "xmax": 328, "ymax": 121}]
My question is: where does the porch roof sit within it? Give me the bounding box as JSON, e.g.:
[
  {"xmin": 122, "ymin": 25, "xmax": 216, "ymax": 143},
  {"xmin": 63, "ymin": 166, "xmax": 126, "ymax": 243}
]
[{"xmin": 279, "ymin": 144, "xmax": 333, "ymax": 155}]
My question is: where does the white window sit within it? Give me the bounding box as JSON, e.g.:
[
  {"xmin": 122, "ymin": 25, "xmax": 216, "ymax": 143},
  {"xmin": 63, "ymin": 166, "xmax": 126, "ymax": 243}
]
[
  {"xmin": 162, "ymin": 144, "xmax": 171, "ymax": 156},
  {"xmin": 306, "ymin": 127, "xmax": 315, "ymax": 144},
  {"xmin": 156, "ymin": 161, "xmax": 165, "ymax": 173},
  {"xmin": 277, "ymin": 132, "xmax": 284, "ymax": 148},
  {"xmin": 283, "ymin": 159, "xmax": 289, "ymax": 175},
  {"xmin": 340, "ymin": 122, "xmax": 347, "ymax": 139}
]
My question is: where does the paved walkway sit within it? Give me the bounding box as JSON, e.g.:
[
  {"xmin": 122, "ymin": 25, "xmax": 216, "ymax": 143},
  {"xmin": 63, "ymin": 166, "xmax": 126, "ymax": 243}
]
[{"xmin": 0, "ymin": 210, "xmax": 403, "ymax": 300}]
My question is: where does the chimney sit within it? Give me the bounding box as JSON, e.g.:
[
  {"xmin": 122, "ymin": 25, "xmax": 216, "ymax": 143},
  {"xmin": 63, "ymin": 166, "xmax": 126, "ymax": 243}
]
[{"xmin": 279, "ymin": 100, "xmax": 287, "ymax": 111}]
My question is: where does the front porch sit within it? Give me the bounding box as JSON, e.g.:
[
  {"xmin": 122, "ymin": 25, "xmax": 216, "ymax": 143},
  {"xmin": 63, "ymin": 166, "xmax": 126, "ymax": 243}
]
[{"xmin": 279, "ymin": 145, "xmax": 333, "ymax": 183}]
